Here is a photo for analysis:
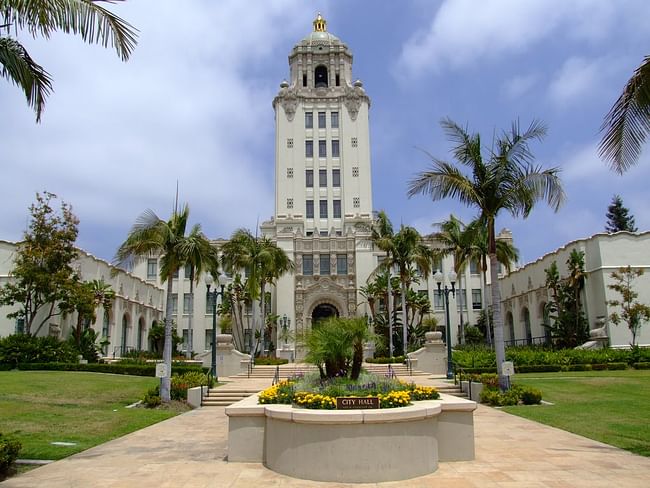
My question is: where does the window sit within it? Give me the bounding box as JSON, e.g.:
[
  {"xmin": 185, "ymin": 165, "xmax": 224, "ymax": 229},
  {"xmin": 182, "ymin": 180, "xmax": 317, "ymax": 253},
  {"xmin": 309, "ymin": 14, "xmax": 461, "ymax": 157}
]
[
  {"xmin": 319, "ymin": 199, "xmax": 328, "ymax": 218},
  {"xmin": 352, "ymin": 166, "xmax": 359, "ymax": 177},
  {"xmin": 333, "ymin": 200, "xmax": 341, "ymax": 218},
  {"xmin": 456, "ymin": 289, "xmax": 467, "ymax": 311},
  {"xmin": 172, "ymin": 268, "xmax": 179, "ymax": 279},
  {"xmin": 318, "ymin": 140, "xmax": 326, "ymax": 158},
  {"xmin": 286, "ymin": 167, "xmax": 294, "ymax": 178},
  {"xmin": 332, "ymin": 140, "xmax": 340, "ymax": 157},
  {"xmin": 102, "ymin": 312, "xmax": 110, "ymax": 338},
  {"xmin": 183, "ymin": 293, "xmax": 192, "ymax": 314},
  {"xmin": 320, "ymin": 255, "xmax": 330, "ymax": 275},
  {"xmin": 337, "ymin": 254, "xmax": 347, "ymax": 275},
  {"xmin": 432, "ymin": 258, "xmax": 442, "ymax": 273},
  {"xmin": 318, "ymin": 111, "xmax": 326, "ymax": 128},
  {"xmin": 472, "ymin": 289, "xmax": 482, "ymax": 310},
  {"xmin": 470, "ymin": 260, "xmax": 480, "ymax": 275},
  {"xmin": 15, "ymin": 318, "xmax": 25, "ymax": 335},
  {"xmin": 335, "ymin": 74, "xmax": 340, "ymax": 87},
  {"xmin": 303, "ymin": 255, "xmax": 313, "ymax": 275},
  {"xmin": 331, "ymin": 111, "xmax": 339, "ymax": 128},
  {"xmin": 182, "ymin": 329, "xmax": 189, "ymax": 349},
  {"xmin": 305, "ymin": 111, "xmax": 313, "ymax": 129},
  {"xmin": 171, "ymin": 294, "xmax": 178, "ymax": 314},
  {"xmin": 434, "ymin": 290, "xmax": 444, "ymax": 310},
  {"xmin": 147, "ymin": 259, "xmax": 157, "ymax": 279},
  {"xmin": 184, "ymin": 263, "xmax": 193, "ymax": 280},
  {"xmin": 306, "ymin": 169, "xmax": 313, "ymax": 187},
  {"xmin": 305, "ymin": 140, "xmax": 313, "ymax": 158},
  {"xmin": 332, "ymin": 169, "xmax": 340, "ymax": 187},
  {"xmin": 286, "ymin": 198, "xmax": 294, "ymax": 209},
  {"xmin": 302, "ymin": 73, "xmax": 307, "ymax": 87},
  {"xmin": 351, "ymin": 137, "xmax": 358, "ymax": 147},
  {"xmin": 353, "ymin": 197, "xmax": 360, "ymax": 208},
  {"xmin": 287, "ymin": 138, "xmax": 294, "ymax": 148},
  {"xmin": 319, "ymin": 169, "xmax": 327, "ymax": 187},
  {"xmin": 206, "ymin": 294, "xmax": 214, "ymax": 314},
  {"xmin": 205, "ymin": 330, "xmax": 213, "ymax": 350},
  {"xmin": 306, "ymin": 200, "xmax": 314, "ymax": 219},
  {"xmin": 320, "ymin": 230, "xmax": 328, "ymax": 237}
]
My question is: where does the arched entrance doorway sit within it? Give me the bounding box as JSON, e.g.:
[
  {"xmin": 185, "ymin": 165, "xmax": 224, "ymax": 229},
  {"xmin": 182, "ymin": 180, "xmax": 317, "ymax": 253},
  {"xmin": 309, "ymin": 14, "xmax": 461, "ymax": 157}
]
[{"xmin": 312, "ymin": 303, "xmax": 339, "ymax": 325}]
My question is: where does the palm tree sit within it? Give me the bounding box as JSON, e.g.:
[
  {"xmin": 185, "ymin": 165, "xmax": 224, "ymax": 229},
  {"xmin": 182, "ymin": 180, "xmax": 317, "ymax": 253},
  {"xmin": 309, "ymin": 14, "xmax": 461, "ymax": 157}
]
[
  {"xmin": 221, "ymin": 229, "xmax": 293, "ymax": 355},
  {"xmin": 1, "ymin": 0, "xmax": 137, "ymax": 122},
  {"xmin": 464, "ymin": 218, "xmax": 519, "ymax": 345},
  {"xmin": 391, "ymin": 225, "xmax": 433, "ymax": 353},
  {"xmin": 368, "ymin": 211, "xmax": 396, "ymax": 354},
  {"xmin": 433, "ymin": 215, "xmax": 475, "ymax": 343},
  {"xmin": 599, "ymin": 55, "xmax": 650, "ymax": 174},
  {"xmin": 114, "ymin": 204, "xmax": 216, "ymax": 402},
  {"xmin": 408, "ymin": 117, "xmax": 565, "ymax": 388}
]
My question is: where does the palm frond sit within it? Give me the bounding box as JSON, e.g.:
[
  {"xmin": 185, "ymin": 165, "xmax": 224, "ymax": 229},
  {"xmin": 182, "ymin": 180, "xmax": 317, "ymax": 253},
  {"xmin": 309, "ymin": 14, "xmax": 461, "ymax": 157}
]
[
  {"xmin": 599, "ymin": 55, "xmax": 650, "ymax": 174},
  {"xmin": 0, "ymin": 36, "xmax": 52, "ymax": 121},
  {"xmin": 407, "ymin": 159, "xmax": 478, "ymax": 208},
  {"xmin": 5, "ymin": 0, "xmax": 137, "ymax": 61}
]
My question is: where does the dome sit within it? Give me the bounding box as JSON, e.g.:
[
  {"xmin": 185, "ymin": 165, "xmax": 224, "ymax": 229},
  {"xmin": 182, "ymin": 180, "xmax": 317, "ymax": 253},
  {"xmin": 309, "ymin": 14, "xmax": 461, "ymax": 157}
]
[{"xmin": 296, "ymin": 13, "xmax": 344, "ymax": 49}]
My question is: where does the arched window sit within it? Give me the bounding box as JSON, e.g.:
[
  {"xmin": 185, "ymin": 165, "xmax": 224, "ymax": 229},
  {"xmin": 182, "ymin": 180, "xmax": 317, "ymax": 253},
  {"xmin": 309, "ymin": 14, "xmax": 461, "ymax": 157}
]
[
  {"xmin": 521, "ymin": 307, "xmax": 532, "ymax": 345},
  {"xmin": 506, "ymin": 311, "xmax": 515, "ymax": 344},
  {"xmin": 315, "ymin": 65, "xmax": 328, "ymax": 88}
]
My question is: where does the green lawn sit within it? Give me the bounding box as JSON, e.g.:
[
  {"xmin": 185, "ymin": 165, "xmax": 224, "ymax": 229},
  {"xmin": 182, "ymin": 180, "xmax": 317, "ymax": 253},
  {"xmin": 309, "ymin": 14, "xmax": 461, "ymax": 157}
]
[
  {"xmin": 0, "ymin": 371, "xmax": 181, "ymax": 460},
  {"xmin": 502, "ymin": 370, "xmax": 650, "ymax": 456}
]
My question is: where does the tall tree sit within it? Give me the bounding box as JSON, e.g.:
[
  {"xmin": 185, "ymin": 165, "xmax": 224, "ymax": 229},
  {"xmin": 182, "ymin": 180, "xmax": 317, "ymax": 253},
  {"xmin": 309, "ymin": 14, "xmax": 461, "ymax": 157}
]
[
  {"xmin": 433, "ymin": 215, "xmax": 475, "ymax": 342},
  {"xmin": 221, "ymin": 229, "xmax": 293, "ymax": 355},
  {"xmin": 605, "ymin": 195, "xmax": 637, "ymax": 233},
  {"xmin": 392, "ymin": 225, "xmax": 432, "ymax": 353},
  {"xmin": 608, "ymin": 266, "xmax": 650, "ymax": 346},
  {"xmin": 465, "ymin": 218, "xmax": 519, "ymax": 344},
  {"xmin": 1, "ymin": 0, "xmax": 137, "ymax": 122},
  {"xmin": 114, "ymin": 204, "xmax": 217, "ymax": 402},
  {"xmin": 0, "ymin": 192, "xmax": 80, "ymax": 335},
  {"xmin": 599, "ymin": 55, "xmax": 650, "ymax": 174},
  {"xmin": 408, "ymin": 118, "xmax": 565, "ymax": 389}
]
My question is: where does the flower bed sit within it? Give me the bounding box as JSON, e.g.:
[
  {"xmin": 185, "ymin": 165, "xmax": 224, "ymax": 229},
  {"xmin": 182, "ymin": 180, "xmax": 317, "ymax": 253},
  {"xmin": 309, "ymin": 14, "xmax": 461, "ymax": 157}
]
[{"xmin": 258, "ymin": 374, "xmax": 439, "ymax": 409}]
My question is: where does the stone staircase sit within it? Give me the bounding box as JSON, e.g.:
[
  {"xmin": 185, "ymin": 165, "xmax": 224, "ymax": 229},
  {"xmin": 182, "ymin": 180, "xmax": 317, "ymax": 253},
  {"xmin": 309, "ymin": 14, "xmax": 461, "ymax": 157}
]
[
  {"xmin": 436, "ymin": 382, "xmax": 468, "ymax": 399},
  {"xmin": 231, "ymin": 362, "xmax": 431, "ymax": 380},
  {"xmin": 201, "ymin": 386, "xmax": 261, "ymax": 407}
]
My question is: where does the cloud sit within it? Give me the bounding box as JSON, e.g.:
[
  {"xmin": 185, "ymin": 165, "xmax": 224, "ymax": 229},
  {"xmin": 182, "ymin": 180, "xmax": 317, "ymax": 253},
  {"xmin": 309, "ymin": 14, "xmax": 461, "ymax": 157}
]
[
  {"xmin": 0, "ymin": 0, "xmax": 308, "ymax": 259},
  {"xmin": 547, "ymin": 56, "xmax": 621, "ymax": 107},
  {"xmin": 502, "ymin": 74, "xmax": 538, "ymax": 100},
  {"xmin": 395, "ymin": 0, "xmax": 644, "ymax": 79}
]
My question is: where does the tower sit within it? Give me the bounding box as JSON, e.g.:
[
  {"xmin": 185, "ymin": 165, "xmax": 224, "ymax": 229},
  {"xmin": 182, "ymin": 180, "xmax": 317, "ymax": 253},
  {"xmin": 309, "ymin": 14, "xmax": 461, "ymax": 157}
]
[{"xmin": 262, "ymin": 14, "xmax": 375, "ymax": 358}]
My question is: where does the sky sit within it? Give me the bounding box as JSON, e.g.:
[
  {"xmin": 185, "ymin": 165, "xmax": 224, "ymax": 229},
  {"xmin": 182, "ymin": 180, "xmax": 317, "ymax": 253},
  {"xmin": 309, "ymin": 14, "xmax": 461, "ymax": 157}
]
[{"xmin": 2, "ymin": 0, "xmax": 649, "ymax": 267}]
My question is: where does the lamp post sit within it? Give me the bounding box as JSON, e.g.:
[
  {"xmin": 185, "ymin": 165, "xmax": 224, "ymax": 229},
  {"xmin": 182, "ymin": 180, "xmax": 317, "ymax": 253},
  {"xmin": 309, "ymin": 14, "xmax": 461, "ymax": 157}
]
[
  {"xmin": 435, "ymin": 269, "xmax": 457, "ymax": 379},
  {"xmin": 204, "ymin": 273, "xmax": 228, "ymax": 380},
  {"xmin": 280, "ymin": 314, "xmax": 291, "ymax": 347}
]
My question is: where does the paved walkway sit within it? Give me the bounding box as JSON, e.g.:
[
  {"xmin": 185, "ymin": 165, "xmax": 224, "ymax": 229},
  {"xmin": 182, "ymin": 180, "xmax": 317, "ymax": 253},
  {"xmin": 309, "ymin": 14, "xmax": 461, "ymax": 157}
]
[{"xmin": 3, "ymin": 376, "xmax": 649, "ymax": 487}]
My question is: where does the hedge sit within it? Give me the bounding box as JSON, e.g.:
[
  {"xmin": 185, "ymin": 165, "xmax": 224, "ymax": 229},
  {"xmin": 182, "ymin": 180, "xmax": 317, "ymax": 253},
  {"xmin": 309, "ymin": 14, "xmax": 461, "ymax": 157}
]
[
  {"xmin": 254, "ymin": 357, "xmax": 289, "ymax": 365},
  {"xmin": 366, "ymin": 356, "xmax": 406, "ymax": 364},
  {"xmin": 632, "ymin": 362, "xmax": 650, "ymax": 370},
  {"xmin": 14, "ymin": 362, "xmax": 207, "ymax": 376},
  {"xmin": 456, "ymin": 362, "xmax": 629, "ymax": 375}
]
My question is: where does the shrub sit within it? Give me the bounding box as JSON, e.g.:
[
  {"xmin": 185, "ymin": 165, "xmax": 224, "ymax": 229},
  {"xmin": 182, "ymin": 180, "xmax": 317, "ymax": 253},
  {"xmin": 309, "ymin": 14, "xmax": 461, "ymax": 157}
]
[
  {"xmin": 519, "ymin": 386, "xmax": 543, "ymax": 405},
  {"xmin": 0, "ymin": 334, "xmax": 77, "ymax": 366},
  {"xmin": 605, "ymin": 362, "xmax": 627, "ymax": 370},
  {"xmin": 0, "ymin": 434, "xmax": 21, "ymax": 479},
  {"xmin": 480, "ymin": 385, "xmax": 543, "ymax": 406},
  {"xmin": 142, "ymin": 387, "xmax": 162, "ymax": 408},
  {"xmin": 515, "ymin": 364, "xmax": 562, "ymax": 374},
  {"xmin": 366, "ymin": 355, "xmax": 406, "ymax": 364},
  {"xmin": 632, "ymin": 362, "xmax": 650, "ymax": 370},
  {"xmin": 464, "ymin": 326, "xmax": 484, "ymax": 345},
  {"xmin": 15, "ymin": 362, "xmax": 206, "ymax": 376},
  {"xmin": 254, "ymin": 357, "xmax": 289, "ymax": 366}
]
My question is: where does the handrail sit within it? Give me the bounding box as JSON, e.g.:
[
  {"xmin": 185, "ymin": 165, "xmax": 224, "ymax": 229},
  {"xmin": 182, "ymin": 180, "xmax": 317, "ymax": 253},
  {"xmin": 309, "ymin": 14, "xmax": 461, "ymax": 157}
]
[
  {"xmin": 272, "ymin": 365, "xmax": 280, "ymax": 386},
  {"xmin": 386, "ymin": 364, "xmax": 396, "ymax": 379},
  {"xmin": 247, "ymin": 357, "xmax": 255, "ymax": 378},
  {"xmin": 404, "ymin": 356, "xmax": 413, "ymax": 376}
]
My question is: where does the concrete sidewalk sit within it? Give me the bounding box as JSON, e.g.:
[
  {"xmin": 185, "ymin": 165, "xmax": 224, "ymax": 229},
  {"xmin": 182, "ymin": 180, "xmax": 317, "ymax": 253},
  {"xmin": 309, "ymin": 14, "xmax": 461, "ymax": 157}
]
[{"xmin": 2, "ymin": 376, "xmax": 649, "ymax": 487}]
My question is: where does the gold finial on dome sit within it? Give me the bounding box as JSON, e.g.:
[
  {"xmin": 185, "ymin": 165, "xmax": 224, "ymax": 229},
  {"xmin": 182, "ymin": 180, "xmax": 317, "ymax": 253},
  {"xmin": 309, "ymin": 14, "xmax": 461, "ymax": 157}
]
[{"xmin": 313, "ymin": 12, "xmax": 327, "ymax": 32}]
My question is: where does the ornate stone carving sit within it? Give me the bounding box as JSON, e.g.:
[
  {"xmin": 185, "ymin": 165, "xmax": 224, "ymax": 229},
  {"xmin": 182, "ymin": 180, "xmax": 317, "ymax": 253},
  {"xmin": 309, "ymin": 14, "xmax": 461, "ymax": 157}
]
[
  {"xmin": 279, "ymin": 90, "xmax": 299, "ymax": 121},
  {"xmin": 343, "ymin": 87, "xmax": 363, "ymax": 121}
]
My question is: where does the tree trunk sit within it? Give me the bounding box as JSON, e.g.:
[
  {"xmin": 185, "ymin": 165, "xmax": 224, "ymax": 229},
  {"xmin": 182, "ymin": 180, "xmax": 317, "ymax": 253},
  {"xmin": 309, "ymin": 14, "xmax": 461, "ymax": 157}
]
[
  {"xmin": 458, "ymin": 272, "xmax": 464, "ymax": 344},
  {"xmin": 387, "ymin": 272, "xmax": 393, "ymax": 357},
  {"xmin": 482, "ymin": 265, "xmax": 492, "ymax": 346},
  {"xmin": 401, "ymin": 279, "xmax": 408, "ymax": 354},
  {"xmin": 161, "ymin": 275, "xmax": 175, "ymax": 402},
  {"xmin": 489, "ymin": 221, "xmax": 507, "ymax": 390},
  {"xmin": 186, "ymin": 266, "xmax": 194, "ymax": 359}
]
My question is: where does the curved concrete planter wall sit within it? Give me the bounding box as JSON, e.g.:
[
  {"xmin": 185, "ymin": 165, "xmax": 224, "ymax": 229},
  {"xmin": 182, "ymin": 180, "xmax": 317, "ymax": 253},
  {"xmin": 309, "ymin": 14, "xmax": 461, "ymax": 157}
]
[{"xmin": 226, "ymin": 394, "xmax": 477, "ymax": 483}]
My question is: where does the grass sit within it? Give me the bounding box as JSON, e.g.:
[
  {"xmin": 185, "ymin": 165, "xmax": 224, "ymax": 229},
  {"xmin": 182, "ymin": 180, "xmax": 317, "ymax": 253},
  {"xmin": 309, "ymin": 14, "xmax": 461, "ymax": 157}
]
[
  {"xmin": 501, "ymin": 370, "xmax": 650, "ymax": 456},
  {"xmin": 0, "ymin": 371, "xmax": 182, "ymax": 461}
]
